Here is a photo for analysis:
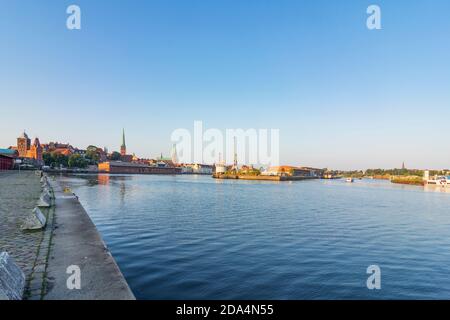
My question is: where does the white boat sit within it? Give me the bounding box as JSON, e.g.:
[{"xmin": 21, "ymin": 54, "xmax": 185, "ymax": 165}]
[
  {"xmin": 346, "ymin": 178, "xmax": 354, "ymax": 183},
  {"xmin": 426, "ymin": 176, "xmax": 450, "ymax": 188}
]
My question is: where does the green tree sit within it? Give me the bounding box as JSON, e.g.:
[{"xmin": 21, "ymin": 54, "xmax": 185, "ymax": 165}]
[
  {"xmin": 53, "ymin": 153, "xmax": 69, "ymax": 168},
  {"xmin": 43, "ymin": 152, "xmax": 53, "ymax": 166},
  {"xmin": 68, "ymin": 154, "xmax": 88, "ymax": 168},
  {"xmin": 43, "ymin": 152, "xmax": 70, "ymax": 168},
  {"xmin": 85, "ymin": 145, "xmax": 100, "ymax": 164}
]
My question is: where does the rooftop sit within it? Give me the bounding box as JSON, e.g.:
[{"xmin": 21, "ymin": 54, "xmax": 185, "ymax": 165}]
[{"xmin": 0, "ymin": 148, "xmax": 18, "ymax": 156}]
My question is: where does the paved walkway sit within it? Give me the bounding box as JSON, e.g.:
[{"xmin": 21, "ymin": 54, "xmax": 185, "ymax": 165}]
[
  {"xmin": 0, "ymin": 171, "xmax": 52, "ymax": 300},
  {"xmin": 1, "ymin": 171, "xmax": 134, "ymax": 300},
  {"xmin": 43, "ymin": 177, "xmax": 135, "ymax": 300}
]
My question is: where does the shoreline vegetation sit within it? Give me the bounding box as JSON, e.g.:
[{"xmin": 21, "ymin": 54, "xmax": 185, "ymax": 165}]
[
  {"xmin": 389, "ymin": 176, "xmax": 425, "ymax": 186},
  {"xmin": 342, "ymin": 169, "xmax": 449, "ymax": 186}
]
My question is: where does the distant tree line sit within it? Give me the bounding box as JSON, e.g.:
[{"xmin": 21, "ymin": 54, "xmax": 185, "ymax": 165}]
[
  {"xmin": 364, "ymin": 168, "xmax": 423, "ymax": 177},
  {"xmin": 42, "ymin": 145, "xmax": 123, "ymax": 169},
  {"xmin": 43, "ymin": 152, "xmax": 89, "ymax": 169},
  {"xmin": 339, "ymin": 168, "xmax": 450, "ymax": 178}
]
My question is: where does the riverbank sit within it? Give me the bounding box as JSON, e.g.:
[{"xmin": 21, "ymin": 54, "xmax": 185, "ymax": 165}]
[
  {"xmin": 42, "ymin": 176, "xmax": 135, "ymax": 299},
  {"xmin": 0, "ymin": 171, "xmax": 134, "ymax": 300},
  {"xmin": 212, "ymin": 173, "xmax": 319, "ymax": 181}
]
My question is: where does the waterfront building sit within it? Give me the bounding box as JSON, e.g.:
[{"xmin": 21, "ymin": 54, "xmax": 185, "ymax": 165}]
[
  {"xmin": 181, "ymin": 166, "xmax": 194, "ymax": 174},
  {"xmin": 27, "ymin": 138, "xmax": 43, "ymax": 162},
  {"xmin": 261, "ymin": 166, "xmax": 323, "ymax": 178},
  {"xmin": 52, "ymin": 148, "xmax": 72, "ymax": 156},
  {"xmin": 42, "ymin": 142, "xmax": 87, "ymax": 157},
  {"xmin": 0, "ymin": 149, "xmax": 17, "ymax": 170},
  {"xmin": 0, "ymin": 148, "xmax": 19, "ymax": 158},
  {"xmin": 154, "ymin": 153, "xmax": 175, "ymax": 167},
  {"xmin": 14, "ymin": 131, "xmax": 43, "ymax": 164},
  {"xmin": 301, "ymin": 167, "xmax": 325, "ymax": 178},
  {"xmin": 180, "ymin": 163, "xmax": 214, "ymax": 175},
  {"xmin": 17, "ymin": 131, "xmax": 31, "ymax": 157},
  {"xmin": 191, "ymin": 164, "xmax": 214, "ymax": 174},
  {"xmin": 0, "ymin": 154, "xmax": 14, "ymax": 170},
  {"xmin": 120, "ymin": 154, "xmax": 133, "ymax": 162},
  {"xmin": 43, "ymin": 142, "xmax": 72, "ymax": 153},
  {"xmin": 98, "ymin": 161, "xmax": 181, "ymax": 174}
]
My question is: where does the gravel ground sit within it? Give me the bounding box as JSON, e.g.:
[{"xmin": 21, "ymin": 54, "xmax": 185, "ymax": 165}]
[{"xmin": 0, "ymin": 170, "xmax": 45, "ymax": 298}]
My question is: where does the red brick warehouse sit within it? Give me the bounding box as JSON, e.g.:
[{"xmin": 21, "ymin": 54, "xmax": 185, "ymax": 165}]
[{"xmin": 0, "ymin": 154, "xmax": 14, "ymax": 170}]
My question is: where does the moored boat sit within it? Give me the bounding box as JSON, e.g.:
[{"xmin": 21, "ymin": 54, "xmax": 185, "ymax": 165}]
[{"xmin": 425, "ymin": 176, "xmax": 450, "ymax": 188}]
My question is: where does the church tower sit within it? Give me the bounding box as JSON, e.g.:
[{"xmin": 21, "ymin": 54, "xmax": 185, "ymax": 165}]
[
  {"xmin": 120, "ymin": 129, "xmax": 127, "ymax": 156},
  {"xmin": 30, "ymin": 138, "xmax": 43, "ymax": 162},
  {"xmin": 17, "ymin": 131, "xmax": 31, "ymax": 158}
]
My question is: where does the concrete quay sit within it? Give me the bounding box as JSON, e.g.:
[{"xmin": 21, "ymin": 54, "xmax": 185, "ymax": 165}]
[
  {"xmin": 1, "ymin": 171, "xmax": 134, "ymax": 300},
  {"xmin": 43, "ymin": 177, "xmax": 135, "ymax": 300}
]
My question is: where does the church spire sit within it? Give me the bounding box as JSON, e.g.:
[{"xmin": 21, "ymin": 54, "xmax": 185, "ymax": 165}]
[{"xmin": 120, "ymin": 128, "xmax": 127, "ymax": 156}]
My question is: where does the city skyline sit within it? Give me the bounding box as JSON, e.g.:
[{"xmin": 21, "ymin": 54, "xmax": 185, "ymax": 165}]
[
  {"xmin": 1, "ymin": 1, "xmax": 450, "ymax": 170},
  {"xmin": 0, "ymin": 128, "xmax": 435, "ymax": 172}
]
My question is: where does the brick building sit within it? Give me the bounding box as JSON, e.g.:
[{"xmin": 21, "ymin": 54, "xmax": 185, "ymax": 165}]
[
  {"xmin": 14, "ymin": 131, "xmax": 43, "ymax": 164},
  {"xmin": 99, "ymin": 161, "xmax": 181, "ymax": 174},
  {"xmin": 17, "ymin": 131, "xmax": 31, "ymax": 157},
  {"xmin": 0, "ymin": 154, "xmax": 14, "ymax": 170}
]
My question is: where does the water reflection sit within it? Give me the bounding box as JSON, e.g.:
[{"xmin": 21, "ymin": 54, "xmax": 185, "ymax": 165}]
[
  {"xmin": 424, "ymin": 185, "xmax": 450, "ymax": 193},
  {"xmin": 119, "ymin": 181, "xmax": 126, "ymax": 205},
  {"xmin": 98, "ymin": 174, "xmax": 110, "ymax": 185},
  {"xmin": 56, "ymin": 174, "xmax": 450, "ymax": 299}
]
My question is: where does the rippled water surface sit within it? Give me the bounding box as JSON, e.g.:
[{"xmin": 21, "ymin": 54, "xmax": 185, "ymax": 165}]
[{"xmin": 57, "ymin": 174, "xmax": 450, "ymax": 299}]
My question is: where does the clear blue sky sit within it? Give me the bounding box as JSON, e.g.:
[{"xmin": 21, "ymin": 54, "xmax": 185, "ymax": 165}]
[{"xmin": 1, "ymin": 0, "xmax": 449, "ymax": 170}]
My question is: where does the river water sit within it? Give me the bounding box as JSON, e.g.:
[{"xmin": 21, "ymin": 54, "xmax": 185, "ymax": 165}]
[{"xmin": 57, "ymin": 174, "xmax": 450, "ymax": 299}]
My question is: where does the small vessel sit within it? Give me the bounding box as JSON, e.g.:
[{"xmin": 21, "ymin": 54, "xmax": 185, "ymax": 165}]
[
  {"xmin": 346, "ymin": 178, "xmax": 354, "ymax": 183},
  {"xmin": 426, "ymin": 176, "xmax": 450, "ymax": 188}
]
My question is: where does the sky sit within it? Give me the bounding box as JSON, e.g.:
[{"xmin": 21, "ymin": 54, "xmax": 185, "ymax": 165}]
[{"xmin": 1, "ymin": 0, "xmax": 449, "ymax": 170}]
